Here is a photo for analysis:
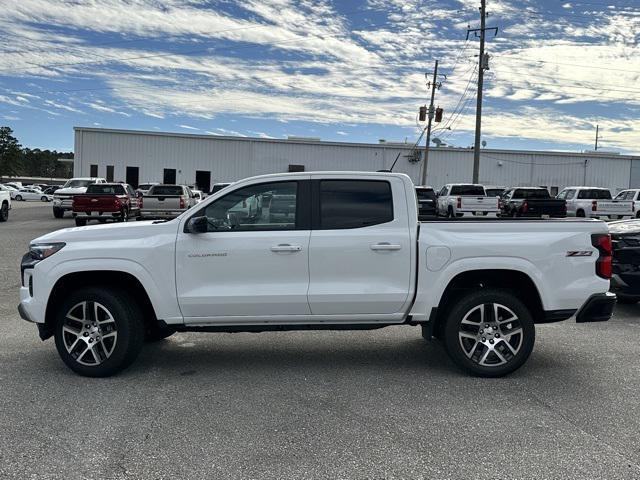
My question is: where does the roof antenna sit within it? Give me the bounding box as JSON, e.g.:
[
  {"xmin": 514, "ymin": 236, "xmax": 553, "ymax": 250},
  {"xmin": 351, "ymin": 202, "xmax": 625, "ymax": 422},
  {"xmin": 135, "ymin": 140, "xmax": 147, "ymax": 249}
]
[{"xmin": 377, "ymin": 152, "xmax": 402, "ymax": 173}]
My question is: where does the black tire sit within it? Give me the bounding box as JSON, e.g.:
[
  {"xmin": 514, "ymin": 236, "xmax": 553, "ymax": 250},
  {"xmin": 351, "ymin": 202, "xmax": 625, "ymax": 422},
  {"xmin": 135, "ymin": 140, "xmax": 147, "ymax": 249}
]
[
  {"xmin": 119, "ymin": 208, "xmax": 129, "ymax": 222},
  {"xmin": 54, "ymin": 287, "xmax": 144, "ymax": 377},
  {"xmin": 636, "ymin": 211, "xmax": 640, "ymax": 219},
  {"xmin": 145, "ymin": 324, "xmax": 176, "ymax": 342},
  {"xmin": 75, "ymin": 218, "xmax": 87, "ymax": 227},
  {"xmin": 53, "ymin": 207, "xmax": 64, "ymax": 218},
  {"xmin": 576, "ymin": 209, "xmax": 585, "ymax": 218},
  {"xmin": 443, "ymin": 288, "xmax": 535, "ymax": 377},
  {"xmin": 41, "ymin": 196, "xmax": 48, "ymax": 202},
  {"xmin": 15, "ymin": 195, "xmax": 22, "ymax": 201},
  {"xmin": 0, "ymin": 202, "xmax": 8, "ymax": 222}
]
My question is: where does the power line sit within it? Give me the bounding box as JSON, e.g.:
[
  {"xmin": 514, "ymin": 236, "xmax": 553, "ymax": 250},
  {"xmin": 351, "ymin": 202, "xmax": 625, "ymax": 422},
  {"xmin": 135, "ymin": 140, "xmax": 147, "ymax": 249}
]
[{"xmin": 497, "ymin": 56, "xmax": 640, "ymax": 75}]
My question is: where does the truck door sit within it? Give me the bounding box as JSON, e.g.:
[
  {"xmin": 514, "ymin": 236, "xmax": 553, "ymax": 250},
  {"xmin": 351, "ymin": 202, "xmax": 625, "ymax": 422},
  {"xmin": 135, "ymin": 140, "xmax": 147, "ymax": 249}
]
[
  {"xmin": 307, "ymin": 177, "xmax": 412, "ymax": 316},
  {"xmin": 176, "ymin": 179, "xmax": 311, "ymax": 320}
]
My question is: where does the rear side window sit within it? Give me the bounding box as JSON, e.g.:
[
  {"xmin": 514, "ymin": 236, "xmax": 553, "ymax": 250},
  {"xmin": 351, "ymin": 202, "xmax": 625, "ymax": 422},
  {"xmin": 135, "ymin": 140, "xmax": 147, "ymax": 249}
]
[
  {"xmin": 149, "ymin": 186, "xmax": 184, "ymax": 196},
  {"xmin": 320, "ymin": 180, "xmax": 393, "ymax": 229},
  {"xmin": 86, "ymin": 184, "xmax": 125, "ymax": 195},
  {"xmin": 450, "ymin": 185, "xmax": 485, "ymax": 196}
]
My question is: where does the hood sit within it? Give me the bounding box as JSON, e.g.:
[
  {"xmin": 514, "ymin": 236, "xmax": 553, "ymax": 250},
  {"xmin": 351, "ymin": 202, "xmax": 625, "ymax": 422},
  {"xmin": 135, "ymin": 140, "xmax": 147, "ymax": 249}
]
[
  {"xmin": 54, "ymin": 186, "xmax": 88, "ymax": 195},
  {"xmin": 32, "ymin": 219, "xmax": 178, "ymax": 244},
  {"xmin": 608, "ymin": 219, "xmax": 640, "ymax": 236}
]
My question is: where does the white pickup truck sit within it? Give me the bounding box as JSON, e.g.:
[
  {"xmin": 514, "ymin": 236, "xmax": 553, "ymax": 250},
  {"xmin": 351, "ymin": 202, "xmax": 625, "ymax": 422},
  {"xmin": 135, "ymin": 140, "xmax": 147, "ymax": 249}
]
[
  {"xmin": 558, "ymin": 186, "xmax": 633, "ymax": 219},
  {"xmin": 436, "ymin": 183, "xmax": 499, "ymax": 217},
  {"xmin": 19, "ymin": 172, "xmax": 615, "ymax": 378},
  {"xmin": 0, "ymin": 185, "xmax": 11, "ymax": 221}
]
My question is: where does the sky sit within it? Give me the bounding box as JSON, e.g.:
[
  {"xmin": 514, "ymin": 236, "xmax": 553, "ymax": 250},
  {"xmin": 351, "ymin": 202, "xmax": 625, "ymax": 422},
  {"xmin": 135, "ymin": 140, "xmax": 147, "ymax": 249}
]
[{"xmin": 0, "ymin": 0, "xmax": 639, "ymax": 154}]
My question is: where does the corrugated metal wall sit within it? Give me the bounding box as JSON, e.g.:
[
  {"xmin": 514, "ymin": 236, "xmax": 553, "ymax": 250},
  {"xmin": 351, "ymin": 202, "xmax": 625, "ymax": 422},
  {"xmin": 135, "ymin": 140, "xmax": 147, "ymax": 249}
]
[{"xmin": 75, "ymin": 128, "xmax": 636, "ymax": 193}]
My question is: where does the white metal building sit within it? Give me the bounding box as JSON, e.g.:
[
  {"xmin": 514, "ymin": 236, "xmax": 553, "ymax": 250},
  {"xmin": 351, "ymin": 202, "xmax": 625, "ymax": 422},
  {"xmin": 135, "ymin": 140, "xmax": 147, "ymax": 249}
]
[{"xmin": 74, "ymin": 127, "xmax": 640, "ymax": 194}]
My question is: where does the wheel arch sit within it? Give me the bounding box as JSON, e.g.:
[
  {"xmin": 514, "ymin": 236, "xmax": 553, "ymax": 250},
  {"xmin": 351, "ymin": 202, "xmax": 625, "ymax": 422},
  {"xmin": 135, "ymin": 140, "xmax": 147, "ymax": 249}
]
[
  {"xmin": 42, "ymin": 270, "xmax": 158, "ymax": 340},
  {"xmin": 430, "ymin": 269, "xmax": 544, "ymax": 339}
]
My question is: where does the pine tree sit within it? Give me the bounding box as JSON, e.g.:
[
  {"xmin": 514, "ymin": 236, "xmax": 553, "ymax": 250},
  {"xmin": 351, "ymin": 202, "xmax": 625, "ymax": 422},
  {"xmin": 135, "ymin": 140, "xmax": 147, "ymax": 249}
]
[{"xmin": 0, "ymin": 127, "xmax": 22, "ymax": 178}]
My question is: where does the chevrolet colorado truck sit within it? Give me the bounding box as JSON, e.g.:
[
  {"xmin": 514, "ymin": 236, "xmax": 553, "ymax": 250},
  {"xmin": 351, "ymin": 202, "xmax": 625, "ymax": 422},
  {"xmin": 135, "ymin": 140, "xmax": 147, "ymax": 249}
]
[{"xmin": 19, "ymin": 172, "xmax": 615, "ymax": 378}]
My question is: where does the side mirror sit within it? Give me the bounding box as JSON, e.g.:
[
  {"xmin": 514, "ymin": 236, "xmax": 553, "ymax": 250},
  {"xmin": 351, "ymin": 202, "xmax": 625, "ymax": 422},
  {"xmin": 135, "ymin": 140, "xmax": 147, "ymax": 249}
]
[{"xmin": 185, "ymin": 216, "xmax": 208, "ymax": 234}]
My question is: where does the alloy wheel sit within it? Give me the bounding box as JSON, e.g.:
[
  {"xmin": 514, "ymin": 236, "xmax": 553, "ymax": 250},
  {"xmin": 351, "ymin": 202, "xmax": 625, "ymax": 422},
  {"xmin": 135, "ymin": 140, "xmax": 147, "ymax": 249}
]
[
  {"xmin": 458, "ymin": 302, "xmax": 523, "ymax": 367},
  {"xmin": 61, "ymin": 301, "xmax": 118, "ymax": 366}
]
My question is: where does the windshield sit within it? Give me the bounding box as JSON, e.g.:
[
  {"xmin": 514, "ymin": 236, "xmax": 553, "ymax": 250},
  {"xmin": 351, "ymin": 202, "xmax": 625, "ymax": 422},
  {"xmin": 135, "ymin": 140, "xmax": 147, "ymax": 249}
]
[
  {"xmin": 450, "ymin": 185, "xmax": 485, "ymax": 196},
  {"xmin": 485, "ymin": 188, "xmax": 504, "ymax": 197},
  {"xmin": 63, "ymin": 179, "xmax": 94, "ymax": 188},
  {"xmin": 138, "ymin": 184, "xmax": 155, "ymax": 190},
  {"xmin": 149, "ymin": 185, "xmax": 184, "ymax": 196}
]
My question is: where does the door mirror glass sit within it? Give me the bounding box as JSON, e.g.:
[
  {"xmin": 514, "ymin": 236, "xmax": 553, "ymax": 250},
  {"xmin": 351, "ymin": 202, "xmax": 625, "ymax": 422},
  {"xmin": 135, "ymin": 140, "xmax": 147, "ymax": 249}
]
[{"xmin": 185, "ymin": 216, "xmax": 208, "ymax": 234}]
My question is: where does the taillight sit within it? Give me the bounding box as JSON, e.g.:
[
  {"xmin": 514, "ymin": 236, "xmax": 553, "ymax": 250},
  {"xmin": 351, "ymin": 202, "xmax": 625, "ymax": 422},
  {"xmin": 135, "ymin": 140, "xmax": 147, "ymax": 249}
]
[
  {"xmin": 591, "ymin": 233, "xmax": 612, "ymax": 279},
  {"xmin": 180, "ymin": 197, "xmax": 185, "ymax": 209},
  {"xmin": 456, "ymin": 197, "xmax": 461, "ymax": 209},
  {"xmin": 139, "ymin": 196, "xmax": 143, "ymax": 208},
  {"xmin": 592, "ymin": 200, "xmax": 597, "ymax": 212},
  {"xmin": 521, "ymin": 201, "xmax": 529, "ymax": 214}
]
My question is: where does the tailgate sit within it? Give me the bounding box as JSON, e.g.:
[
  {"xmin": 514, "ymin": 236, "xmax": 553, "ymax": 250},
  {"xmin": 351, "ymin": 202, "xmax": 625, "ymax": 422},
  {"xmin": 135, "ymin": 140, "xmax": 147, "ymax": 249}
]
[
  {"xmin": 525, "ymin": 199, "xmax": 566, "ymax": 215},
  {"xmin": 459, "ymin": 196, "xmax": 499, "ymax": 211},
  {"xmin": 73, "ymin": 195, "xmax": 116, "ymax": 211},
  {"xmin": 596, "ymin": 200, "xmax": 633, "ymax": 214},
  {"xmin": 143, "ymin": 195, "xmax": 181, "ymax": 211}
]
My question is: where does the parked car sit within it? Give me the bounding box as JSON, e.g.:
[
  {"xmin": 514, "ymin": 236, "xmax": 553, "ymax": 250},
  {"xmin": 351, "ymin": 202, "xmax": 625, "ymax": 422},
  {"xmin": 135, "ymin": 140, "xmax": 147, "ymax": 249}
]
[
  {"xmin": 558, "ymin": 186, "xmax": 633, "ymax": 219},
  {"xmin": 614, "ymin": 189, "xmax": 640, "ymax": 218},
  {"xmin": 137, "ymin": 182, "xmax": 159, "ymax": 196},
  {"xmin": 499, "ymin": 187, "xmax": 566, "ymax": 218},
  {"xmin": 1, "ymin": 184, "xmax": 18, "ymax": 193},
  {"xmin": 484, "ymin": 186, "xmax": 506, "ymax": 198},
  {"xmin": 609, "ymin": 219, "xmax": 640, "ymax": 303},
  {"xmin": 436, "ymin": 184, "xmax": 499, "ymax": 217},
  {"xmin": 53, "ymin": 177, "xmax": 107, "ymax": 218},
  {"xmin": 4, "ymin": 182, "xmax": 22, "ymax": 190},
  {"xmin": 12, "ymin": 188, "xmax": 52, "ymax": 202},
  {"xmin": 415, "ymin": 186, "xmax": 437, "ymax": 219},
  {"xmin": 0, "ymin": 185, "xmax": 11, "ymax": 222},
  {"xmin": 72, "ymin": 183, "xmax": 141, "ymax": 226},
  {"xmin": 19, "ymin": 171, "xmax": 614, "ymax": 378},
  {"xmin": 139, "ymin": 184, "xmax": 193, "ymax": 219}
]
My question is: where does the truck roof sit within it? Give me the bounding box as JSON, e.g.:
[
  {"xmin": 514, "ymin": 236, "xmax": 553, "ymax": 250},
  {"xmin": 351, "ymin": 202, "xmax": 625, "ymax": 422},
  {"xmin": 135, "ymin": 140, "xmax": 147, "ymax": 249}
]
[{"xmin": 565, "ymin": 186, "xmax": 610, "ymax": 190}]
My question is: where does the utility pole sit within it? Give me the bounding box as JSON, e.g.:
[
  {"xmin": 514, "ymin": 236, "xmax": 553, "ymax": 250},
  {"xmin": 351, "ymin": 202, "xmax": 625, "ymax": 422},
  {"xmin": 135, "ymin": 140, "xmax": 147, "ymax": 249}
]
[
  {"xmin": 595, "ymin": 124, "xmax": 599, "ymax": 151},
  {"xmin": 421, "ymin": 60, "xmax": 443, "ymax": 186},
  {"xmin": 467, "ymin": 0, "xmax": 498, "ymax": 183}
]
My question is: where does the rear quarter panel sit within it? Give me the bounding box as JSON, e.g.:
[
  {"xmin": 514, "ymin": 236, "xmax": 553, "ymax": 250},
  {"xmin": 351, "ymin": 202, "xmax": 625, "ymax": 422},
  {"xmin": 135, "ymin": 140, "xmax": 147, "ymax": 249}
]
[{"xmin": 410, "ymin": 219, "xmax": 610, "ymax": 320}]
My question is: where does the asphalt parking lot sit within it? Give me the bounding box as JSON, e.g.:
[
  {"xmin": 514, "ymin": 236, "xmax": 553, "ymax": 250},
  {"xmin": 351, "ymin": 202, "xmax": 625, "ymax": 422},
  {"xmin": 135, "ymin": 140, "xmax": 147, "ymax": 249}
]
[{"xmin": 1, "ymin": 202, "xmax": 640, "ymax": 479}]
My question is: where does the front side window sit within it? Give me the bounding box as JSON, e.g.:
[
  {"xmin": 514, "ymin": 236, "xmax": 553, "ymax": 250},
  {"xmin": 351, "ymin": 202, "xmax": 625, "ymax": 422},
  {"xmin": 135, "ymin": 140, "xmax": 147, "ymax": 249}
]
[
  {"xmin": 203, "ymin": 181, "xmax": 297, "ymax": 232},
  {"xmin": 566, "ymin": 190, "xmax": 576, "ymax": 200},
  {"xmin": 320, "ymin": 180, "xmax": 393, "ymax": 229}
]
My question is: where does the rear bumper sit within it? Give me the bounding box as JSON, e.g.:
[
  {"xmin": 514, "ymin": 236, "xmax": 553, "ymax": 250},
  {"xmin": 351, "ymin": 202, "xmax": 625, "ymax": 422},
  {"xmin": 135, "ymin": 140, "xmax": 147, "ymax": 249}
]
[
  {"xmin": 73, "ymin": 210, "xmax": 122, "ymax": 219},
  {"xmin": 576, "ymin": 292, "xmax": 616, "ymax": 323},
  {"xmin": 140, "ymin": 210, "xmax": 184, "ymax": 218}
]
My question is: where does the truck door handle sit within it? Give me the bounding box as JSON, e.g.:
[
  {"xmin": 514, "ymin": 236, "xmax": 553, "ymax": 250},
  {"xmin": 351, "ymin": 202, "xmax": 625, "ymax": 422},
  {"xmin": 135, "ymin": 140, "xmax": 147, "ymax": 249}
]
[
  {"xmin": 370, "ymin": 242, "xmax": 402, "ymax": 251},
  {"xmin": 271, "ymin": 244, "xmax": 302, "ymax": 252}
]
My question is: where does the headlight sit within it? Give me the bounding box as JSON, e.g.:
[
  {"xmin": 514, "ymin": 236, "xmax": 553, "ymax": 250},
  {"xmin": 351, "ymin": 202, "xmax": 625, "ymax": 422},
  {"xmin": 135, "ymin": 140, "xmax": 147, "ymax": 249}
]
[{"xmin": 29, "ymin": 243, "xmax": 66, "ymax": 260}]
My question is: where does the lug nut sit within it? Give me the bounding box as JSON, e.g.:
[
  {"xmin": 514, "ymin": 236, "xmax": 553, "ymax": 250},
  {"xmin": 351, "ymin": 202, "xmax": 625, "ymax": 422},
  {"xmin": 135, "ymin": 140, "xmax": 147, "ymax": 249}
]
[
  {"xmin": 482, "ymin": 337, "xmax": 486, "ymax": 342},
  {"xmin": 89, "ymin": 338, "xmax": 93, "ymax": 343},
  {"xmin": 83, "ymin": 332, "xmax": 88, "ymax": 337},
  {"xmin": 489, "ymin": 339, "xmax": 494, "ymax": 344},
  {"xmin": 485, "ymin": 324, "xmax": 489, "ymax": 328},
  {"xmin": 495, "ymin": 333, "xmax": 500, "ymax": 338},
  {"xmin": 479, "ymin": 329, "xmax": 484, "ymax": 334}
]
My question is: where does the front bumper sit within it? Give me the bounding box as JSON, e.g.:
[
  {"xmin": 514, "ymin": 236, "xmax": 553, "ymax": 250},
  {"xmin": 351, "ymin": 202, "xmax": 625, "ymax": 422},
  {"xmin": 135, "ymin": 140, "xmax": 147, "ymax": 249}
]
[
  {"xmin": 576, "ymin": 292, "xmax": 616, "ymax": 323},
  {"xmin": 53, "ymin": 198, "xmax": 73, "ymax": 210}
]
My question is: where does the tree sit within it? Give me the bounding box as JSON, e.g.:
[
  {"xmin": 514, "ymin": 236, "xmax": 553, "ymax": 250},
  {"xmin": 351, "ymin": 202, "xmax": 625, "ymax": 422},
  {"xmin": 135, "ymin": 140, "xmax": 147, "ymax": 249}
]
[{"xmin": 0, "ymin": 127, "xmax": 23, "ymax": 178}]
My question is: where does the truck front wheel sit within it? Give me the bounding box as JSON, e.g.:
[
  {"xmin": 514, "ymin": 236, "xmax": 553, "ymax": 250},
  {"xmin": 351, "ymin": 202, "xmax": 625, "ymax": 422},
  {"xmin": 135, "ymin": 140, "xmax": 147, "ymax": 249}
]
[
  {"xmin": 443, "ymin": 289, "xmax": 535, "ymax": 377},
  {"xmin": 53, "ymin": 287, "xmax": 144, "ymax": 377},
  {"xmin": 53, "ymin": 207, "xmax": 64, "ymax": 218}
]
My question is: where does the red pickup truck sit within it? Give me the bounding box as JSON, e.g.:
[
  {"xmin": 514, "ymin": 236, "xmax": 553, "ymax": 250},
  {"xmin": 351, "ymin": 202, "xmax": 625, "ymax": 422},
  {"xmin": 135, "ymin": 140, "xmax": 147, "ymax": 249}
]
[{"xmin": 72, "ymin": 183, "xmax": 140, "ymax": 226}]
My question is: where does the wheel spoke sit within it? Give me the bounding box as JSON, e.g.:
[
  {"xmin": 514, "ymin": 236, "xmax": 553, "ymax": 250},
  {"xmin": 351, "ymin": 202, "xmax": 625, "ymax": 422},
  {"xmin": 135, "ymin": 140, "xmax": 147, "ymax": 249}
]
[
  {"xmin": 478, "ymin": 348, "xmax": 491, "ymax": 365},
  {"xmin": 459, "ymin": 331, "xmax": 477, "ymax": 340},
  {"xmin": 466, "ymin": 341, "xmax": 480, "ymax": 359},
  {"xmin": 65, "ymin": 301, "xmax": 87, "ymax": 322},
  {"xmin": 502, "ymin": 327, "xmax": 522, "ymax": 340},
  {"xmin": 484, "ymin": 303, "xmax": 496, "ymax": 324},
  {"xmin": 499, "ymin": 338, "xmax": 518, "ymax": 355},
  {"xmin": 62, "ymin": 325, "xmax": 81, "ymax": 336},
  {"xmin": 493, "ymin": 348, "xmax": 508, "ymax": 365}
]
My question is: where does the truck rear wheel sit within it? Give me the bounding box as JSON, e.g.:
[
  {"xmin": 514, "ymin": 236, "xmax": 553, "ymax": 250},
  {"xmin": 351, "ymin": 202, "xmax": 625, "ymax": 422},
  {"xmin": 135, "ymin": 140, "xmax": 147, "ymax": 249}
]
[
  {"xmin": 576, "ymin": 209, "xmax": 585, "ymax": 217},
  {"xmin": 53, "ymin": 207, "xmax": 64, "ymax": 218},
  {"xmin": 75, "ymin": 218, "xmax": 87, "ymax": 227},
  {"xmin": 54, "ymin": 287, "xmax": 144, "ymax": 377},
  {"xmin": 443, "ymin": 289, "xmax": 535, "ymax": 377}
]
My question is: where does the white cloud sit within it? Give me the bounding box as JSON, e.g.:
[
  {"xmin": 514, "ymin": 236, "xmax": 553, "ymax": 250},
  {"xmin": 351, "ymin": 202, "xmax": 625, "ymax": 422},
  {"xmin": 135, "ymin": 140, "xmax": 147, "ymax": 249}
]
[{"xmin": 178, "ymin": 124, "xmax": 200, "ymax": 130}]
